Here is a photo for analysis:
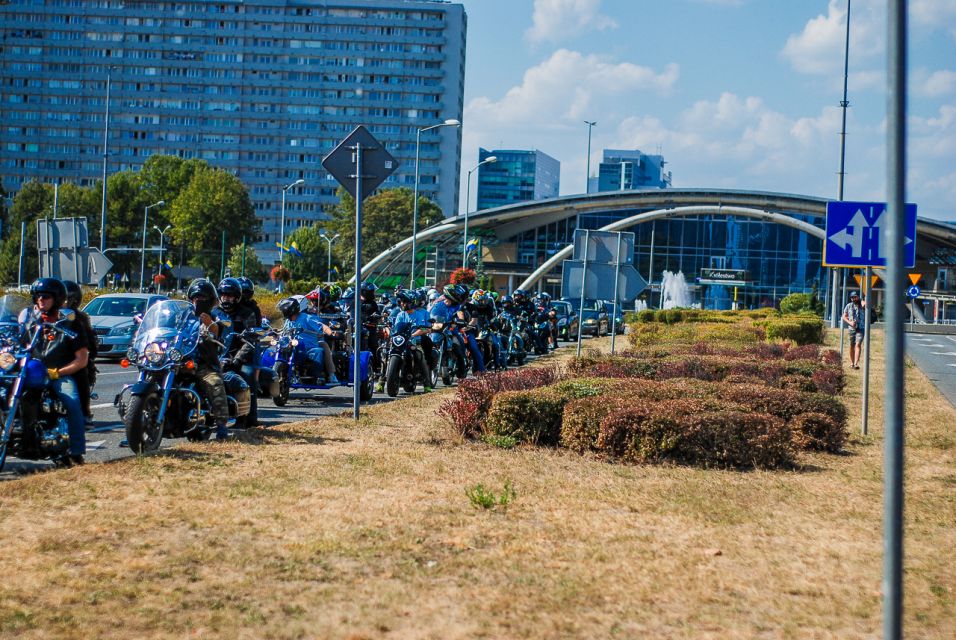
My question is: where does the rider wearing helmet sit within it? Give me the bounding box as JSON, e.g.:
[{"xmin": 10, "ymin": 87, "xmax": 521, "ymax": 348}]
[
  {"xmin": 358, "ymin": 282, "xmax": 385, "ymax": 388},
  {"xmin": 468, "ymin": 289, "xmax": 502, "ymax": 368},
  {"xmin": 27, "ymin": 278, "xmax": 89, "ymax": 464},
  {"xmin": 218, "ymin": 277, "xmax": 259, "ymax": 427},
  {"xmin": 236, "ymin": 276, "xmax": 262, "ymax": 326},
  {"xmin": 303, "ymin": 288, "xmax": 322, "ymax": 315},
  {"xmin": 322, "ymin": 284, "xmax": 343, "ymax": 314},
  {"xmin": 186, "ymin": 278, "xmax": 231, "ymax": 440},
  {"xmin": 63, "ymin": 280, "xmax": 98, "ymax": 423},
  {"xmin": 431, "ymin": 283, "xmax": 485, "ymax": 377},
  {"xmin": 278, "ymin": 297, "xmax": 340, "ymax": 384},
  {"xmin": 390, "ymin": 290, "xmax": 433, "ymax": 392}
]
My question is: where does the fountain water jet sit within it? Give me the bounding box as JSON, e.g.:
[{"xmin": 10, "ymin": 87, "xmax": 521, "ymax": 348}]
[{"xmin": 660, "ymin": 270, "xmax": 693, "ymax": 309}]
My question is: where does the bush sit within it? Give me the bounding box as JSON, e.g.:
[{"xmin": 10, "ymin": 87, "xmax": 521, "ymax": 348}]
[
  {"xmin": 763, "ymin": 317, "xmax": 825, "ymax": 345},
  {"xmin": 790, "ymin": 412, "xmax": 847, "ymax": 452},
  {"xmin": 485, "ymin": 388, "xmax": 568, "ymax": 445},
  {"xmin": 779, "ymin": 292, "xmax": 824, "ymax": 316},
  {"xmin": 637, "ymin": 309, "xmax": 657, "ymax": 323},
  {"xmin": 561, "ymin": 394, "xmax": 637, "ymax": 453},
  {"xmin": 811, "ymin": 367, "xmax": 846, "ymax": 395},
  {"xmin": 438, "ymin": 367, "xmax": 561, "ymax": 439}
]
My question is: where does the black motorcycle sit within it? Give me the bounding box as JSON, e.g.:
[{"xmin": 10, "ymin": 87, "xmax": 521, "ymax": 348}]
[
  {"xmin": 0, "ymin": 295, "xmax": 78, "ymax": 471},
  {"xmin": 116, "ymin": 300, "xmax": 252, "ymax": 453},
  {"xmin": 383, "ymin": 321, "xmax": 437, "ymax": 397}
]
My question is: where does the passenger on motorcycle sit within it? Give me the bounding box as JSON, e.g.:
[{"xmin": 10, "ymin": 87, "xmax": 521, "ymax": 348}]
[
  {"xmin": 319, "ymin": 285, "xmax": 343, "ymax": 314},
  {"xmin": 432, "ymin": 284, "xmax": 485, "ymax": 376},
  {"xmin": 390, "ymin": 290, "xmax": 434, "ymax": 392},
  {"xmin": 218, "ymin": 277, "xmax": 259, "ymax": 427},
  {"xmin": 277, "ymin": 297, "xmax": 340, "ymax": 385},
  {"xmin": 63, "ymin": 280, "xmax": 98, "ymax": 423},
  {"xmin": 533, "ymin": 293, "xmax": 557, "ymax": 351},
  {"xmin": 512, "ymin": 288, "xmax": 543, "ymax": 353},
  {"xmin": 24, "ymin": 278, "xmax": 89, "ymax": 465},
  {"xmin": 358, "ymin": 282, "xmax": 384, "ymax": 383},
  {"xmin": 237, "ymin": 276, "xmax": 263, "ymax": 326},
  {"xmin": 186, "ymin": 278, "xmax": 232, "ymax": 441}
]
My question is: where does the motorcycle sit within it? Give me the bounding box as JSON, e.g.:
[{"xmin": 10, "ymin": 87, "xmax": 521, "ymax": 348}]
[
  {"xmin": 429, "ymin": 318, "xmax": 467, "ymax": 386},
  {"xmin": 498, "ymin": 315, "xmax": 527, "ymax": 366},
  {"xmin": 259, "ymin": 320, "xmax": 374, "ymax": 405},
  {"xmin": 115, "ymin": 299, "xmax": 252, "ymax": 453},
  {"xmin": 383, "ymin": 322, "xmax": 436, "ymax": 397},
  {"xmin": 0, "ymin": 295, "xmax": 78, "ymax": 471}
]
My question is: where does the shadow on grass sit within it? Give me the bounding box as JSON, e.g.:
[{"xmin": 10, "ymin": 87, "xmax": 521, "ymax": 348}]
[{"xmin": 233, "ymin": 426, "xmax": 348, "ymax": 447}]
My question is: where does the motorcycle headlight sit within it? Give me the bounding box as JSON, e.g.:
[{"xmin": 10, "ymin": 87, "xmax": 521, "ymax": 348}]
[
  {"xmin": 584, "ymin": 319, "xmax": 596, "ymax": 325},
  {"xmin": 291, "ymin": 339, "xmax": 299, "ymax": 347},
  {"xmin": 126, "ymin": 346, "xmax": 138, "ymax": 361},
  {"xmin": 0, "ymin": 352, "xmax": 16, "ymax": 371},
  {"xmin": 392, "ymin": 335, "xmax": 406, "ymax": 347},
  {"xmin": 144, "ymin": 342, "xmax": 166, "ymax": 365},
  {"xmin": 167, "ymin": 348, "xmax": 183, "ymax": 363}
]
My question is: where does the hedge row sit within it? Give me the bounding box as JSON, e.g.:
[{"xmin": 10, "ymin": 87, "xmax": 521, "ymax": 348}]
[
  {"xmin": 760, "ymin": 316, "xmax": 826, "ymax": 346},
  {"xmin": 626, "ymin": 308, "xmax": 780, "ymax": 325},
  {"xmin": 627, "ymin": 322, "xmax": 766, "ymax": 349}
]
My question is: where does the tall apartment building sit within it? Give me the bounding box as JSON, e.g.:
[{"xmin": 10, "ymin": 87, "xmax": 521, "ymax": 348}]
[
  {"xmin": 475, "ymin": 147, "xmax": 559, "ymax": 212},
  {"xmin": 593, "ymin": 149, "xmax": 671, "ymax": 192},
  {"xmin": 0, "ymin": 0, "xmax": 466, "ymax": 262}
]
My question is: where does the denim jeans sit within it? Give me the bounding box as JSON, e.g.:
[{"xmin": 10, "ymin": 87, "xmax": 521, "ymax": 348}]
[
  {"xmin": 49, "ymin": 376, "xmax": 85, "ymax": 456},
  {"xmin": 463, "ymin": 333, "xmax": 486, "ymax": 373}
]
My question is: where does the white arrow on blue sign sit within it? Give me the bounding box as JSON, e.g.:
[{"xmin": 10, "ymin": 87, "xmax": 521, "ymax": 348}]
[
  {"xmin": 823, "ymin": 201, "xmax": 917, "ymax": 268},
  {"xmin": 907, "ymin": 285, "xmax": 920, "ymax": 298}
]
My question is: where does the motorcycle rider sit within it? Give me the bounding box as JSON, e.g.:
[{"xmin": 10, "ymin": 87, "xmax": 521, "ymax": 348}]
[
  {"xmin": 26, "ymin": 278, "xmax": 89, "ymax": 465},
  {"xmin": 468, "ymin": 289, "xmax": 503, "ymax": 369},
  {"xmin": 356, "ymin": 282, "xmax": 385, "ymax": 390},
  {"xmin": 277, "ymin": 297, "xmax": 340, "ymax": 385},
  {"xmin": 218, "ymin": 277, "xmax": 259, "ymax": 428},
  {"xmin": 390, "ymin": 289, "xmax": 433, "ymax": 393},
  {"xmin": 533, "ymin": 292, "xmax": 557, "ymax": 352},
  {"xmin": 514, "ymin": 288, "xmax": 544, "ymax": 354},
  {"xmin": 63, "ymin": 280, "xmax": 98, "ymax": 423},
  {"xmin": 430, "ymin": 283, "xmax": 485, "ymax": 377},
  {"xmin": 319, "ymin": 285, "xmax": 343, "ymax": 314},
  {"xmin": 186, "ymin": 278, "xmax": 232, "ymax": 441},
  {"xmin": 303, "ymin": 288, "xmax": 322, "ymax": 315},
  {"xmin": 237, "ymin": 276, "xmax": 263, "ymax": 327}
]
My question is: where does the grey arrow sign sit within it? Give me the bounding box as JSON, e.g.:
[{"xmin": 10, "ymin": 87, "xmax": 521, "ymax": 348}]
[
  {"xmin": 322, "ymin": 125, "xmax": 399, "ymax": 200},
  {"xmin": 561, "ymin": 259, "xmax": 648, "ymax": 304}
]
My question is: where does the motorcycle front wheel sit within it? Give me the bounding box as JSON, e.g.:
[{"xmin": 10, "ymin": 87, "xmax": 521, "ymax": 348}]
[
  {"xmin": 273, "ymin": 364, "xmax": 290, "ymax": 407},
  {"xmin": 385, "ymin": 355, "xmax": 402, "ymax": 397},
  {"xmin": 124, "ymin": 392, "xmax": 164, "ymax": 454}
]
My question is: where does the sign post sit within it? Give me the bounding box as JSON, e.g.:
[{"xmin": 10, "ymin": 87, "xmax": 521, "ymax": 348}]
[
  {"xmin": 322, "ymin": 126, "xmax": 398, "ymax": 420},
  {"xmin": 576, "ymin": 229, "xmax": 589, "ymax": 357}
]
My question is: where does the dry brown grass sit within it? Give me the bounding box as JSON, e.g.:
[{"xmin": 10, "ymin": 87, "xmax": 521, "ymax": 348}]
[{"xmin": 0, "ymin": 334, "xmax": 954, "ymax": 639}]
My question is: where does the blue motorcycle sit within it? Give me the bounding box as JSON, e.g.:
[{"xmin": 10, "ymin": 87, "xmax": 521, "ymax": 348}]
[
  {"xmin": 0, "ymin": 294, "xmax": 77, "ymax": 471},
  {"xmin": 115, "ymin": 300, "xmax": 252, "ymax": 453}
]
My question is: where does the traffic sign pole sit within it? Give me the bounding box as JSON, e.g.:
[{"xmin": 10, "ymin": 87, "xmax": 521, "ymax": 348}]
[
  {"xmin": 610, "ymin": 232, "xmax": 622, "ymax": 354},
  {"xmin": 576, "ymin": 229, "xmax": 589, "ymax": 358},
  {"xmin": 353, "ymin": 142, "xmax": 364, "ymax": 421},
  {"xmin": 861, "ymin": 265, "xmax": 872, "ymax": 436}
]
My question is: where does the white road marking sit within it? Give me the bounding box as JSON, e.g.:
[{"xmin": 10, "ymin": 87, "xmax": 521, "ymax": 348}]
[
  {"xmin": 90, "ymin": 402, "xmax": 115, "ymax": 409},
  {"xmin": 931, "ymin": 352, "xmax": 956, "ymax": 356},
  {"xmin": 96, "ymin": 370, "xmax": 134, "ymax": 377},
  {"xmin": 86, "ymin": 440, "xmax": 107, "ymax": 451}
]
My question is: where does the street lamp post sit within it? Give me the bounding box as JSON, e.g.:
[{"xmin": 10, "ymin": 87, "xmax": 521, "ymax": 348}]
[
  {"xmin": 153, "ymin": 224, "xmax": 171, "ymax": 293},
  {"xmin": 463, "ymin": 156, "xmax": 496, "ymax": 269},
  {"xmin": 140, "ymin": 200, "xmax": 164, "ymax": 292},
  {"xmin": 319, "ymin": 230, "xmax": 340, "ymax": 282},
  {"xmin": 412, "ymin": 119, "xmax": 460, "ymax": 288},
  {"xmin": 584, "ymin": 120, "xmax": 596, "ymax": 194},
  {"xmin": 100, "ymin": 67, "xmax": 112, "ymax": 253},
  {"xmin": 279, "ymin": 179, "xmax": 305, "ymax": 264}
]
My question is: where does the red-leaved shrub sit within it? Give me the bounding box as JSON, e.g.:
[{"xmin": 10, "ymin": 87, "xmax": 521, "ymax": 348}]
[{"xmin": 791, "ymin": 412, "xmax": 847, "ymax": 452}]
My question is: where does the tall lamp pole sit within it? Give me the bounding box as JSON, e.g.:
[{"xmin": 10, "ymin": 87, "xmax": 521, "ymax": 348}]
[
  {"xmin": 584, "ymin": 120, "xmax": 597, "ymax": 194},
  {"xmin": 153, "ymin": 224, "xmax": 171, "ymax": 293},
  {"xmin": 100, "ymin": 68, "xmax": 112, "ymax": 253},
  {"xmin": 319, "ymin": 230, "xmax": 340, "ymax": 282},
  {"xmin": 412, "ymin": 119, "xmax": 460, "ymax": 288},
  {"xmin": 279, "ymin": 179, "xmax": 305, "ymax": 264},
  {"xmin": 463, "ymin": 156, "xmax": 497, "ymax": 269},
  {"xmin": 139, "ymin": 200, "xmax": 164, "ymax": 292}
]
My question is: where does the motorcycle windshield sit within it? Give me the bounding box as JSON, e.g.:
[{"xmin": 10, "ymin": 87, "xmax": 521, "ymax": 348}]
[
  {"xmin": 0, "ymin": 294, "xmax": 29, "ymax": 327},
  {"xmin": 133, "ymin": 299, "xmax": 199, "ymax": 355}
]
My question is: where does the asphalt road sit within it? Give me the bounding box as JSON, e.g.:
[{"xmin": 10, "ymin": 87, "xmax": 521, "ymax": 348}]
[{"xmin": 905, "ymin": 332, "xmax": 956, "ymax": 409}]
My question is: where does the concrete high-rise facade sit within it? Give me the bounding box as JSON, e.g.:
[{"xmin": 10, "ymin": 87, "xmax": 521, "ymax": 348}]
[
  {"xmin": 475, "ymin": 147, "xmax": 559, "ymax": 211},
  {"xmin": 0, "ymin": 0, "xmax": 466, "ymax": 262},
  {"xmin": 594, "ymin": 149, "xmax": 670, "ymax": 192}
]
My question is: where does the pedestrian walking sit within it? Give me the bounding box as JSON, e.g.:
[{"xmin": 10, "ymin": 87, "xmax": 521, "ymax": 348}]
[{"xmin": 842, "ymin": 291, "xmax": 865, "ymax": 369}]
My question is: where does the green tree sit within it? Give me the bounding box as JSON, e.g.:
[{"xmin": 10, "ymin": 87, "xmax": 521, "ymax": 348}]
[
  {"xmin": 226, "ymin": 243, "xmax": 265, "ymax": 281},
  {"xmin": 138, "ymin": 154, "xmax": 206, "ymax": 206},
  {"xmin": 283, "ymin": 224, "xmax": 336, "ymax": 281},
  {"xmin": 325, "ymin": 187, "xmax": 443, "ymax": 278},
  {"xmin": 169, "ymin": 167, "xmax": 259, "ymax": 276}
]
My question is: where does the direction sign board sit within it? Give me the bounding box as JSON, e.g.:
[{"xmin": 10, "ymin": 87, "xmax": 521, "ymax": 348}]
[
  {"xmin": 823, "ymin": 201, "xmax": 917, "ymax": 268},
  {"xmin": 698, "ymin": 268, "xmax": 748, "ymax": 285},
  {"xmin": 572, "ymin": 229, "xmax": 634, "ymax": 264},
  {"xmin": 907, "ymin": 285, "xmax": 921, "ymax": 298},
  {"xmin": 561, "ymin": 260, "xmax": 647, "ymax": 303},
  {"xmin": 322, "ymin": 125, "xmax": 398, "ymax": 200}
]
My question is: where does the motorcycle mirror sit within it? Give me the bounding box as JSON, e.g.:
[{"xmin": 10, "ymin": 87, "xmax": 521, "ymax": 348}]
[
  {"xmin": 261, "ymin": 318, "xmax": 271, "ymax": 328},
  {"xmin": 59, "ymin": 309, "xmax": 76, "ymax": 323}
]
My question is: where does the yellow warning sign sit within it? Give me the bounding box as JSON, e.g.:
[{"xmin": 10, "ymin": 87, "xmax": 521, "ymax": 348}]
[{"xmin": 908, "ymin": 273, "xmax": 922, "ymax": 285}]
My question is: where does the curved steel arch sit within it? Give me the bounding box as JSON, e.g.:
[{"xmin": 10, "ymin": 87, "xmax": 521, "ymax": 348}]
[{"xmin": 517, "ymin": 205, "xmax": 826, "ymax": 291}]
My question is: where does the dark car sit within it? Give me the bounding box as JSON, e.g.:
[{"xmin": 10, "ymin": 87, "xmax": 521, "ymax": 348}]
[
  {"xmin": 84, "ymin": 293, "xmax": 168, "ymax": 358},
  {"xmin": 565, "ymin": 299, "xmax": 609, "ymax": 337},
  {"xmin": 549, "ymin": 300, "xmax": 579, "ymax": 341},
  {"xmin": 602, "ymin": 301, "xmax": 626, "ymax": 334}
]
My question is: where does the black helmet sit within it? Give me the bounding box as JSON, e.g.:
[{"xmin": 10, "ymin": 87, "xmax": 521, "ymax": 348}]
[
  {"xmin": 62, "ymin": 280, "xmax": 82, "ymax": 310},
  {"xmin": 186, "ymin": 278, "xmax": 218, "ymax": 314},
  {"xmin": 513, "ymin": 288, "xmax": 527, "ymax": 303},
  {"xmin": 217, "ymin": 277, "xmax": 242, "ymax": 312},
  {"xmin": 30, "ymin": 278, "xmax": 67, "ymax": 309},
  {"xmin": 237, "ymin": 276, "xmax": 255, "ymax": 301},
  {"xmin": 276, "ymin": 297, "xmax": 300, "ymax": 319},
  {"xmin": 359, "ymin": 281, "xmax": 377, "ymax": 301},
  {"xmin": 442, "ymin": 283, "xmax": 461, "ymax": 304},
  {"xmin": 500, "ymin": 295, "xmax": 514, "ymax": 308},
  {"xmin": 341, "ymin": 287, "xmax": 355, "ymax": 302},
  {"xmin": 396, "ymin": 290, "xmax": 415, "ymax": 307}
]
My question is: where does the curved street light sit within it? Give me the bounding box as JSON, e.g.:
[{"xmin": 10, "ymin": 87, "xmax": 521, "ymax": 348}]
[
  {"xmin": 463, "ymin": 156, "xmax": 496, "ymax": 268},
  {"xmin": 153, "ymin": 224, "xmax": 171, "ymax": 293},
  {"xmin": 279, "ymin": 179, "xmax": 305, "ymax": 264},
  {"xmin": 412, "ymin": 119, "xmax": 460, "ymax": 288},
  {"xmin": 319, "ymin": 230, "xmax": 341, "ymax": 282},
  {"xmin": 140, "ymin": 200, "xmax": 164, "ymax": 292}
]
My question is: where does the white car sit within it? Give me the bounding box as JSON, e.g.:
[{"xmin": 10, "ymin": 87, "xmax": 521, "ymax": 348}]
[{"xmin": 84, "ymin": 293, "xmax": 168, "ymax": 359}]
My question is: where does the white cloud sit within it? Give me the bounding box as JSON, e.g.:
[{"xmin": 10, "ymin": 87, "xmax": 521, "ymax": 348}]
[
  {"xmin": 781, "ymin": 0, "xmax": 885, "ymax": 75},
  {"xmin": 912, "ymin": 0, "xmax": 956, "ymax": 38},
  {"xmin": 914, "ymin": 69, "xmax": 956, "ymax": 97},
  {"xmin": 524, "ymin": 0, "xmax": 618, "ymax": 44}
]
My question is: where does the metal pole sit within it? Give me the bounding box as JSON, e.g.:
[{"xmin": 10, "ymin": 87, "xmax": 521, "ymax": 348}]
[
  {"xmin": 99, "ymin": 69, "xmax": 111, "ymax": 253},
  {"xmin": 610, "ymin": 232, "xmax": 622, "ymax": 354},
  {"xmin": 411, "ymin": 127, "xmax": 422, "ymax": 288},
  {"xmin": 463, "ymin": 168, "xmax": 472, "ymax": 269},
  {"xmin": 576, "ymin": 230, "xmax": 589, "ymax": 357},
  {"xmin": 220, "ymin": 230, "xmax": 226, "ymax": 281},
  {"xmin": 17, "ymin": 221, "xmax": 25, "ymax": 288},
  {"xmin": 353, "ymin": 143, "xmax": 364, "ymax": 421},
  {"xmin": 52, "ymin": 183, "xmax": 58, "ymax": 219},
  {"xmin": 883, "ymin": 1, "xmax": 906, "ymax": 636},
  {"xmin": 279, "ymin": 188, "xmax": 287, "ymax": 265},
  {"xmin": 840, "ymin": 268, "xmax": 848, "ymax": 358},
  {"xmin": 584, "ymin": 121, "xmax": 596, "ymax": 193},
  {"xmin": 326, "ymin": 238, "xmax": 332, "ymax": 282},
  {"xmin": 830, "ymin": 268, "xmax": 841, "ymax": 328},
  {"xmin": 72, "ymin": 218, "xmax": 80, "ymax": 283},
  {"xmin": 139, "ymin": 205, "xmax": 148, "ymax": 292},
  {"xmin": 157, "ymin": 231, "xmax": 165, "ymax": 294},
  {"xmin": 861, "ymin": 266, "xmax": 872, "ymax": 435},
  {"xmin": 832, "ymin": 0, "xmax": 853, "ymax": 331},
  {"xmin": 648, "ymin": 221, "xmax": 656, "ymax": 306}
]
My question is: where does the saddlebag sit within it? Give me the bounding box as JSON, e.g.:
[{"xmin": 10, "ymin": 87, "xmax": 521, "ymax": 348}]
[{"xmin": 223, "ymin": 371, "xmax": 251, "ymax": 417}]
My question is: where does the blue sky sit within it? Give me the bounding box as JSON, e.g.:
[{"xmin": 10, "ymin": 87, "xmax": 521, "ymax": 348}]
[{"xmin": 455, "ymin": 0, "xmax": 956, "ymax": 221}]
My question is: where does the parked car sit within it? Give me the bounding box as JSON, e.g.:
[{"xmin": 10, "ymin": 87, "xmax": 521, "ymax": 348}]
[
  {"xmin": 602, "ymin": 301, "xmax": 626, "ymax": 334},
  {"xmin": 84, "ymin": 293, "xmax": 168, "ymax": 358},
  {"xmin": 549, "ymin": 300, "xmax": 579, "ymax": 341},
  {"xmin": 565, "ymin": 299, "xmax": 609, "ymax": 337}
]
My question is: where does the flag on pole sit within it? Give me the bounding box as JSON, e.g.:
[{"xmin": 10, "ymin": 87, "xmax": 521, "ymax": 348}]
[
  {"xmin": 275, "ymin": 241, "xmax": 289, "ymax": 253},
  {"xmin": 465, "ymin": 237, "xmax": 479, "ymax": 255},
  {"xmin": 331, "ymin": 266, "xmax": 340, "ymax": 280},
  {"xmin": 288, "ymin": 241, "xmax": 304, "ymax": 258},
  {"xmin": 164, "ymin": 259, "xmax": 174, "ymax": 270}
]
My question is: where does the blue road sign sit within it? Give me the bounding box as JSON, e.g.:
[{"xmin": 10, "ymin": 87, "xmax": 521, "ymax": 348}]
[
  {"xmin": 823, "ymin": 201, "xmax": 917, "ymax": 268},
  {"xmin": 907, "ymin": 285, "xmax": 920, "ymax": 298}
]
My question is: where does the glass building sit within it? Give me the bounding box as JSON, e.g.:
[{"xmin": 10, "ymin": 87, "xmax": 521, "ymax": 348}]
[
  {"xmin": 0, "ymin": 0, "xmax": 466, "ymax": 263},
  {"xmin": 593, "ymin": 149, "xmax": 671, "ymax": 192},
  {"xmin": 475, "ymin": 147, "xmax": 559, "ymax": 211}
]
